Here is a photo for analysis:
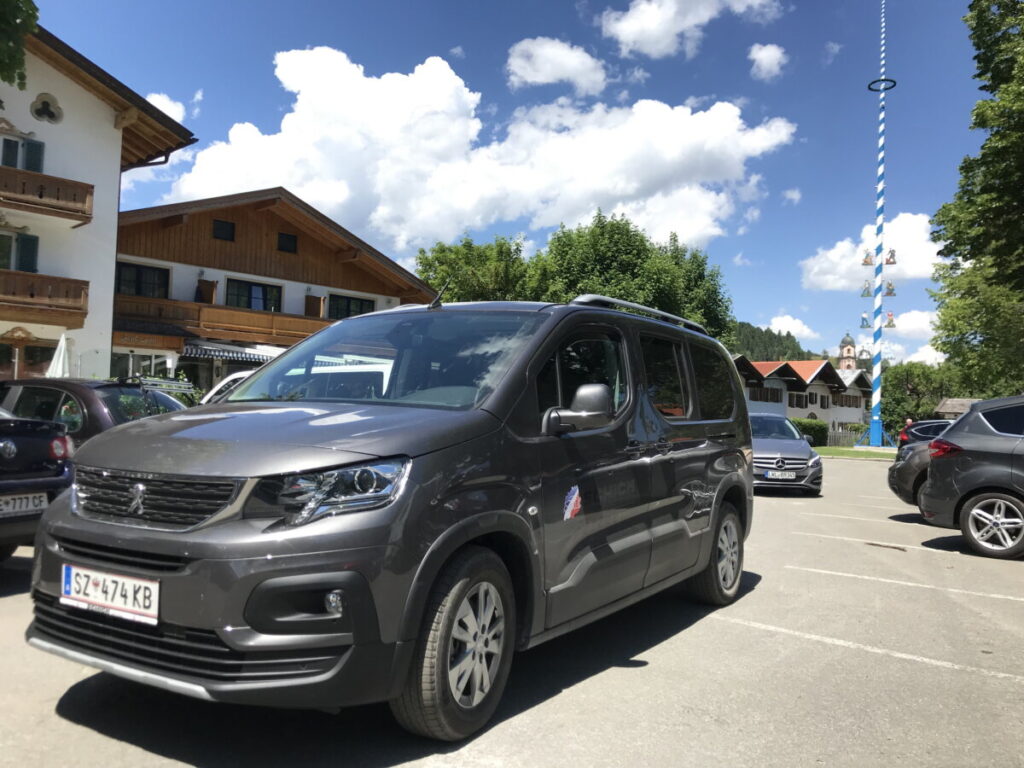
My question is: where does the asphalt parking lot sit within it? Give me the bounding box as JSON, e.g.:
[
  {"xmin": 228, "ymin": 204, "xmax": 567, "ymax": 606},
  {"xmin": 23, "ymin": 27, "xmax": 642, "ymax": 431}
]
[{"xmin": 1, "ymin": 458, "xmax": 1022, "ymax": 768}]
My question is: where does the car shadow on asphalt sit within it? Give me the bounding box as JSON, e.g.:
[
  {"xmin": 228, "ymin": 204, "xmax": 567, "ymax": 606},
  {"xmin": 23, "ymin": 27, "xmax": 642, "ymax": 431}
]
[
  {"xmin": 0, "ymin": 552, "xmax": 33, "ymax": 598},
  {"xmin": 919, "ymin": 535, "xmax": 975, "ymax": 555},
  {"xmin": 887, "ymin": 513, "xmax": 927, "ymax": 525},
  {"xmin": 54, "ymin": 571, "xmax": 761, "ymax": 767}
]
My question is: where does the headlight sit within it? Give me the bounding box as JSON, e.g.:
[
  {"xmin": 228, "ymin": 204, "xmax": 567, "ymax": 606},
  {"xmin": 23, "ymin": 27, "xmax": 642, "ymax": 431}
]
[
  {"xmin": 808, "ymin": 453, "xmax": 821, "ymax": 468},
  {"xmin": 245, "ymin": 459, "xmax": 409, "ymax": 527}
]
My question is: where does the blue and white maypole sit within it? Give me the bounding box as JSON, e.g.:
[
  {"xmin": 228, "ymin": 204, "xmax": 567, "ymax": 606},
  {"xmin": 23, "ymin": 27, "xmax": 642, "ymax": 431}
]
[{"xmin": 867, "ymin": 0, "xmax": 897, "ymax": 447}]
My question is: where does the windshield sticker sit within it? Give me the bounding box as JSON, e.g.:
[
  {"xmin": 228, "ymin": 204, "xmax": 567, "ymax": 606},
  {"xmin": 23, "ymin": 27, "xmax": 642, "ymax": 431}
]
[{"xmin": 563, "ymin": 485, "xmax": 582, "ymax": 520}]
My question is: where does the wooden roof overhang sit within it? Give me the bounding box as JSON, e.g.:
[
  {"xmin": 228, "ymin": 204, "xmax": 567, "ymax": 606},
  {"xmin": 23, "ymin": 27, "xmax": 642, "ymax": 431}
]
[
  {"xmin": 732, "ymin": 355, "xmax": 764, "ymax": 387},
  {"xmin": 27, "ymin": 28, "xmax": 197, "ymax": 170},
  {"xmin": 753, "ymin": 362, "xmax": 806, "ymax": 392}
]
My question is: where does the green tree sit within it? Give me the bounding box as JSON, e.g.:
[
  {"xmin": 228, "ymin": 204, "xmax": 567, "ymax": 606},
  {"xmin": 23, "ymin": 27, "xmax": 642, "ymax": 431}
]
[
  {"xmin": 732, "ymin": 322, "xmax": 819, "ymax": 361},
  {"xmin": 0, "ymin": 0, "xmax": 37, "ymax": 90},
  {"xmin": 880, "ymin": 362, "xmax": 964, "ymax": 434},
  {"xmin": 415, "ymin": 235, "xmax": 529, "ymax": 303}
]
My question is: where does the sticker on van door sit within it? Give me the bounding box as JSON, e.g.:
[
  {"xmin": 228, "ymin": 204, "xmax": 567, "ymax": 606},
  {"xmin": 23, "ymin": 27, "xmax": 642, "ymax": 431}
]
[{"xmin": 563, "ymin": 485, "xmax": 582, "ymax": 520}]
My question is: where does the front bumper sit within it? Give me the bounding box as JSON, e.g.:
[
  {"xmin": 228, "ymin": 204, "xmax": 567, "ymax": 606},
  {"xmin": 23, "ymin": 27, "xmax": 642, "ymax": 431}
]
[
  {"xmin": 752, "ymin": 462, "xmax": 823, "ymax": 492},
  {"xmin": 0, "ymin": 468, "xmax": 73, "ymax": 547}
]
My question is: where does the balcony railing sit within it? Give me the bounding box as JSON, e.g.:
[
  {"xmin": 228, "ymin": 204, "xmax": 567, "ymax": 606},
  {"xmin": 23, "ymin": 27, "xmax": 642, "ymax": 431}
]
[
  {"xmin": 115, "ymin": 295, "xmax": 331, "ymax": 346},
  {"xmin": 0, "ymin": 166, "xmax": 94, "ymax": 223},
  {"xmin": 0, "ymin": 269, "xmax": 89, "ymax": 329}
]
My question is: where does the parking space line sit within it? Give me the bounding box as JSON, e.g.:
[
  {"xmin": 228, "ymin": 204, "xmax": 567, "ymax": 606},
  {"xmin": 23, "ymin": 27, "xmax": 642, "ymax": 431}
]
[
  {"xmin": 784, "ymin": 566, "xmax": 1024, "ymax": 603},
  {"xmin": 844, "ymin": 503, "xmax": 909, "ymax": 512},
  {"xmin": 799, "ymin": 512, "xmax": 902, "ymax": 524},
  {"xmin": 792, "ymin": 532, "xmax": 950, "ymax": 553},
  {"xmin": 858, "ymin": 495, "xmax": 901, "ymax": 501},
  {"xmin": 711, "ymin": 615, "xmax": 1024, "ymax": 685}
]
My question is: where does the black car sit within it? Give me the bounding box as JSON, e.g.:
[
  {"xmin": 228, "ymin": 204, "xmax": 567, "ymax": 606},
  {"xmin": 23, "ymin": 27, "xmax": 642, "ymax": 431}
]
[
  {"xmin": 897, "ymin": 419, "xmax": 951, "ymax": 448},
  {"xmin": 887, "ymin": 440, "xmax": 930, "ymax": 506},
  {"xmin": 27, "ymin": 295, "xmax": 753, "ymax": 741},
  {"xmin": 919, "ymin": 396, "xmax": 1024, "ymax": 558},
  {"xmin": 0, "ymin": 406, "xmax": 72, "ymax": 563}
]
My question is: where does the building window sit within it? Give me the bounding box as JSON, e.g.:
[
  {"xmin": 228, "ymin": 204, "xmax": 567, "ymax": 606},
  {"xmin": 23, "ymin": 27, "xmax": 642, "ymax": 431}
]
[
  {"xmin": 0, "ymin": 136, "xmax": 44, "ymax": 172},
  {"xmin": 226, "ymin": 278, "xmax": 281, "ymax": 312},
  {"xmin": 748, "ymin": 386, "xmax": 782, "ymax": 403},
  {"xmin": 808, "ymin": 392, "xmax": 818, "ymax": 405},
  {"xmin": 836, "ymin": 394, "xmax": 861, "ymax": 408},
  {"xmin": 277, "ymin": 232, "xmax": 298, "ymax": 253},
  {"xmin": 328, "ymin": 294, "xmax": 375, "ymax": 319},
  {"xmin": 0, "ymin": 232, "xmax": 39, "ymax": 272},
  {"xmin": 788, "ymin": 392, "xmax": 808, "ymax": 409},
  {"xmin": 821, "ymin": 395, "xmax": 831, "ymax": 409},
  {"xmin": 212, "ymin": 219, "xmax": 236, "ymax": 241},
  {"xmin": 116, "ymin": 262, "xmax": 169, "ymax": 298}
]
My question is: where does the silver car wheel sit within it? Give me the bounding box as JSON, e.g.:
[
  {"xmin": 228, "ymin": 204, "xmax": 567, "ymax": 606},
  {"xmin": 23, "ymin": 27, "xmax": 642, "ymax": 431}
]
[
  {"xmin": 447, "ymin": 581, "xmax": 505, "ymax": 709},
  {"xmin": 717, "ymin": 518, "xmax": 741, "ymax": 589},
  {"xmin": 967, "ymin": 499, "xmax": 1024, "ymax": 551}
]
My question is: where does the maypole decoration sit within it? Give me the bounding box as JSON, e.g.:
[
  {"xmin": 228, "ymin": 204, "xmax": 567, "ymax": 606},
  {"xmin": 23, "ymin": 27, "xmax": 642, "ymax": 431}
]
[{"xmin": 865, "ymin": 0, "xmax": 897, "ymax": 447}]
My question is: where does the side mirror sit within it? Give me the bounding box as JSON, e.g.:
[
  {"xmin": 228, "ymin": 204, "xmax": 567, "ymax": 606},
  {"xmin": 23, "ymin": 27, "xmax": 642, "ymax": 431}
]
[
  {"xmin": 803, "ymin": 434, "xmax": 814, "ymax": 445},
  {"xmin": 544, "ymin": 383, "xmax": 615, "ymax": 435}
]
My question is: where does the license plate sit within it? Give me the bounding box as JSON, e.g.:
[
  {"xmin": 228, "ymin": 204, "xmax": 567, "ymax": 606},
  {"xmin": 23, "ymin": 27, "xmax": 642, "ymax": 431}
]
[
  {"xmin": 60, "ymin": 564, "xmax": 159, "ymax": 625},
  {"xmin": 0, "ymin": 492, "xmax": 47, "ymax": 517},
  {"xmin": 765, "ymin": 470, "xmax": 797, "ymax": 480}
]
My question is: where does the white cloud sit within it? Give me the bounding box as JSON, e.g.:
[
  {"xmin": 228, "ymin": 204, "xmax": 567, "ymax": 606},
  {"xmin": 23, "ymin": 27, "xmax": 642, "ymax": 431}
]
[
  {"xmin": 449, "ymin": 45, "xmax": 465, "ymax": 59},
  {"xmin": 507, "ymin": 37, "xmax": 607, "ymax": 96},
  {"xmin": 121, "ymin": 148, "xmax": 195, "ymax": 193},
  {"xmin": 601, "ymin": 0, "xmax": 782, "ymax": 59},
  {"xmin": 146, "ymin": 92, "xmax": 185, "ymax": 123},
  {"xmin": 625, "ymin": 66, "xmax": 650, "ymax": 84},
  {"xmin": 857, "ymin": 333, "xmax": 907, "ymax": 362},
  {"xmin": 800, "ymin": 212, "xmax": 943, "ymax": 291},
  {"xmin": 907, "ymin": 344, "xmax": 946, "ymax": 365},
  {"xmin": 190, "ymin": 89, "xmax": 204, "ymax": 119},
  {"xmin": 616, "ymin": 89, "xmax": 631, "ymax": 103},
  {"xmin": 733, "ymin": 252, "xmax": 752, "ymax": 266},
  {"xmin": 164, "ymin": 47, "xmax": 795, "ymax": 253},
  {"xmin": 767, "ymin": 314, "xmax": 820, "ymax": 340},
  {"xmin": 782, "ymin": 187, "xmax": 801, "ymax": 205},
  {"xmin": 748, "ymin": 43, "xmax": 788, "ymax": 82},
  {"xmin": 890, "ymin": 310, "xmax": 937, "ymax": 340},
  {"xmin": 824, "ymin": 41, "xmax": 842, "ymax": 65}
]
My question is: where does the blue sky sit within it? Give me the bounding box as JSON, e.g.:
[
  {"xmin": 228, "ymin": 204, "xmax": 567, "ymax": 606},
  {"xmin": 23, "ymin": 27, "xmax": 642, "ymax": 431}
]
[{"xmin": 39, "ymin": 0, "xmax": 982, "ymax": 361}]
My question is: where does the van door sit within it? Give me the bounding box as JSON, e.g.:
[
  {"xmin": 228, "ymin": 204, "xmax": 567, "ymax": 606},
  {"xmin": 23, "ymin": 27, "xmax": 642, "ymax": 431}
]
[{"xmin": 537, "ymin": 324, "xmax": 652, "ymax": 628}]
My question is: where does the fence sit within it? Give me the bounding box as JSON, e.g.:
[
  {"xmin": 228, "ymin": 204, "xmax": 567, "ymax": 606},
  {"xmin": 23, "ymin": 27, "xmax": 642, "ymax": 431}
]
[{"xmin": 827, "ymin": 429, "xmax": 865, "ymax": 448}]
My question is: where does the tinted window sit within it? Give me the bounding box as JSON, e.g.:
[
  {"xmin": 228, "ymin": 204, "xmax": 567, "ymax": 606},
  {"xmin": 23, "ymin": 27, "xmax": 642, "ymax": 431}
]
[
  {"xmin": 689, "ymin": 343, "xmax": 736, "ymax": 420},
  {"xmin": 981, "ymin": 406, "xmax": 1024, "ymax": 436},
  {"xmin": 212, "ymin": 219, "xmax": 235, "ymax": 241},
  {"xmin": 277, "ymin": 232, "xmax": 298, "ymax": 253},
  {"xmin": 55, "ymin": 394, "xmax": 84, "ymax": 433},
  {"xmin": 13, "ymin": 387, "xmax": 62, "ymax": 421},
  {"xmin": 640, "ymin": 335, "xmax": 688, "ymax": 418},
  {"xmin": 559, "ymin": 336, "xmax": 627, "ymax": 412},
  {"xmin": 328, "ymin": 295, "xmax": 375, "ymax": 320}
]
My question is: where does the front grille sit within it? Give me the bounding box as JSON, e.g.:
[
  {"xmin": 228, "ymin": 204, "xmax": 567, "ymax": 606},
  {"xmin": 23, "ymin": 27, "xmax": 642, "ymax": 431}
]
[
  {"xmin": 753, "ymin": 457, "xmax": 809, "ymax": 471},
  {"xmin": 54, "ymin": 536, "xmax": 189, "ymax": 573},
  {"xmin": 74, "ymin": 466, "xmax": 238, "ymax": 529},
  {"xmin": 32, "ymin": 592, "xmax": 344, "ymax": 683}
]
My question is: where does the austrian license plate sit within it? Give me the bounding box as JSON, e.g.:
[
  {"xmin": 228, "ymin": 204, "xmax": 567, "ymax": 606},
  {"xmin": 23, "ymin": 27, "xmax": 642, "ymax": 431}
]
[
  {"xmin": 765, "ymin": 470, "xmax": 797, "ymax": 480},
  {"xmin": 60, "ymin": 564, "xmax": 159, "ymax": 625},
  {"xmin": 0, "ymin": 492, "xmax": 47, "ymax": 517}
]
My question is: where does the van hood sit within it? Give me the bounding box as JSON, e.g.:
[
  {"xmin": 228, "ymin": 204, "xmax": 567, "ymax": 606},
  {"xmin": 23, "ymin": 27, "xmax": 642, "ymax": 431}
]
[{"xmin": 75, "ymin": 401, "xmax": 501, "ymax": 478}]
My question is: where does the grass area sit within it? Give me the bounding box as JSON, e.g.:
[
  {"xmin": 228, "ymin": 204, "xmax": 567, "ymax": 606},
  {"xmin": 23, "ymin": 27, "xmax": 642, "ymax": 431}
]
[{"xmin": 815, "ymin": 446, "xmax": 896, "ymax": 460}]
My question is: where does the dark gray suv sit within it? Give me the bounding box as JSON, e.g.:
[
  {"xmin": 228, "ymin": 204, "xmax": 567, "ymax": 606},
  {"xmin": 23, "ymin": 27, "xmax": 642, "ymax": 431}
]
[{"xmin": 27, "ymin": 296, "xmax": 753, "ymax": 740}]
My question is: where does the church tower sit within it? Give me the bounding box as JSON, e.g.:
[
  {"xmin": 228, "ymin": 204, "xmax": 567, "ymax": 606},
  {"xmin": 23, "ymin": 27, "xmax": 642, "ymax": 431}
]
[{"xmin": 838, "ymin": 331, "xmax": 857, "ymax": 370}]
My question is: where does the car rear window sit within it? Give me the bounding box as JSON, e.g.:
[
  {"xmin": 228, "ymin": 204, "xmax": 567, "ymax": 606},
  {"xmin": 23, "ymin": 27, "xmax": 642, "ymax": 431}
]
[
  {"xmin": 96, "ymin": 387, "xmax": 182, "ymax": 424},
  {"xmin": 981, "ymin": 405, "xmax": 1024, "ymax": 436}
]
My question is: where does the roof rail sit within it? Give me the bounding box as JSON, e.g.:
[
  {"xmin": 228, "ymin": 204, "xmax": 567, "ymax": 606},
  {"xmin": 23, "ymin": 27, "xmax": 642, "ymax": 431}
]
[{"xmin": 570, "ymin": 294, "xmax": 708, "ymax": 335}]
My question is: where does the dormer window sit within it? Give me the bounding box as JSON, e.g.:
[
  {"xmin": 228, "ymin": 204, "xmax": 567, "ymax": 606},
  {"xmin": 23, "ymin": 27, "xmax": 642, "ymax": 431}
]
[{"xmin": 0, "ymin": 136, "xmax": 44, "ymax": 173}]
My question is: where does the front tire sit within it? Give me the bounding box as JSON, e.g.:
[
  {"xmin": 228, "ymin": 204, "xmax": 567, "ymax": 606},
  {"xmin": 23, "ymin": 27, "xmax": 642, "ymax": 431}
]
[
  {"xmin": 390, "ymin": 546, "xmax": 516, "ymax": 741},
  {"xmin": 959, "ymin": 492, "xmax": 1024, "ymax": 559},
  {"xmin": 686, "ymin": 503, "xmax": 744, "ymax": 606}
]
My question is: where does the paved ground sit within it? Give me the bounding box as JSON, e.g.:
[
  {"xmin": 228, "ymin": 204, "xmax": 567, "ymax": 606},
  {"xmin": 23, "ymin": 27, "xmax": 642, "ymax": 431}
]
[{"xmin": 1, "ymin": 458, "xmax": 1022, "ymax": 768}]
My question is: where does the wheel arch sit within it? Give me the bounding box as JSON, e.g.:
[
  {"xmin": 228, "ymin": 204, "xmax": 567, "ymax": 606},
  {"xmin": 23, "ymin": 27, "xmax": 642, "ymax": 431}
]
[{"xmin": 954, "ymin": 486, "xmax": 1024, "ymax": 527}]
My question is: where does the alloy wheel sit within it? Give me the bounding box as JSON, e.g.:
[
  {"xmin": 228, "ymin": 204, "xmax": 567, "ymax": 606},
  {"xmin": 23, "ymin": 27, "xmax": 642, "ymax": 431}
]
[
  {"xmin": 967, "ymin": 499, "xmax": 1024, "ymax": 551},
  {"xmin": 447, "ymin": 581, "xmax": 505, "ymax": 709},
  {"xmin": 717, "ymin": 518, "xmax": 741, "ymax": 590}
]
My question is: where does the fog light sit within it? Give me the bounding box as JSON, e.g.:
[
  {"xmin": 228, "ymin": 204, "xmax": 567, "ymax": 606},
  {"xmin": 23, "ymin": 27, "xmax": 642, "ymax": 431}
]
[{"xmin": 324, "ymin": 589, "xmax": 344, "ymax": 617}]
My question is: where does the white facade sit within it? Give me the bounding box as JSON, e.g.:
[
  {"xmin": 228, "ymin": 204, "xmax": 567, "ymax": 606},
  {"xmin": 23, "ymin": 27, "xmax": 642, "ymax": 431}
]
[
  {"xmin": 745, "ymin": 379, "xmax": 786, "ymax": 417},
  {"xmin": 0, "ymin": 52, "xmax": 122, "ymax": 378}
]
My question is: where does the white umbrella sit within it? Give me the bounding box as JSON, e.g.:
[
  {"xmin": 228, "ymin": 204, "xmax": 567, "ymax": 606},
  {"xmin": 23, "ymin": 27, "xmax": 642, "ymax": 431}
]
[{"xmin": 45, "ymin": 333, "xmax": 71, "ymax": 378}]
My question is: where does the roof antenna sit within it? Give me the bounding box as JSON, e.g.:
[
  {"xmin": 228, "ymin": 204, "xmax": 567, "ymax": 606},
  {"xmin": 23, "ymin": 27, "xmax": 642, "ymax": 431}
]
[{"xmin": 427, "ymin": 275, "xmax": 453, "ymax": 310}]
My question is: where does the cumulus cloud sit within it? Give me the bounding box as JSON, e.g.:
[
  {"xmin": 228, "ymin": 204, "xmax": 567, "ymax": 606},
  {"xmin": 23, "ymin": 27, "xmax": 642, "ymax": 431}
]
[
  {"xmin": 748, "ymin": 43, "xmax": 788, "ymax": 81},
  {"xmin": 890, "ymin": 310, "xmax": 937, "ymax": 340},
  {"xmin": 449, "ymin": 45, "xmax": 465, "ymax": 59},
  {"xmin": 733, "ymin": 252, "xmax": 752, "ymax": 266},
  {"xmin": 767, "ymin": 314, "xmax": 820, "ymax": 340},
  {"xmin": 625, "ymin": 66, "xmax": 650, "ymax": 84},
  {"xmin": 800, "ymin": 213, "xmax": 943, "ymax": 291},
  {"xmin": 164, "ymin": 46, "xmax": 796, "ymax": 252},
  {"xmin": 824, "ymin": 41, "xmax": 842, "ymax": 66},
  {"xmin": 146, "ymin": 92, "xmax": 185, "ymax": 123},
  {"xmin": 857, "ymin": 333, "xmax": 907, "ymax": 362},
  {"xmin": 507, "ymin": 37, "xmax": 607, "ymax": 96},
  {"xmin": 190, "ymin": 89, "xmax": 204, "ymax": 119},
  {"xmin": 782, "ymin": 187, "xmax": 801, "ymax": 205},
  {"xmin": 601, "ymin": 0, "xmax": 781, "ymax": 59},
  {"xmin": 122, "ymin": 148, "xmax": 195, "ymax": 193},
  {"xmin": 907, "ymin": 344, "xmax": 946, "ymax": 365}
]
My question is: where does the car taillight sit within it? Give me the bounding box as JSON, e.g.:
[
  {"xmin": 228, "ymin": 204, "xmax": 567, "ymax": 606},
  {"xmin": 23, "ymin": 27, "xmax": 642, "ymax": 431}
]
[
  {"xmin": 929, "ymin": 438, "xmax": 961, "ymax": 459},
  {"xmin": 49, "ymin": 436, "xmax": 72, "ymax": 460}
]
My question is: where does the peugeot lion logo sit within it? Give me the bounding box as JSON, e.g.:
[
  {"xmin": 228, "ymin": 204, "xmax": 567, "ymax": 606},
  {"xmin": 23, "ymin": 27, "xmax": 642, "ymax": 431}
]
[
  {"xmin": 128, "ymin": 482, "xmax": 146, "ymax": 515},
  {"xmin": 0, "ymin": 439, "xmax": 16, "ymax": 459},
  {"xmin": 774, "ymin": 457, "xmax": 787, "ymax": 470}
]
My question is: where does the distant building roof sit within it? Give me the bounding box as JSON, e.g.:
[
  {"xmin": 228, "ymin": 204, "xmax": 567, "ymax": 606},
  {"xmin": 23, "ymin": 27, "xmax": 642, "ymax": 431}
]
[
  {"xmin": 839, "ymin": 369, "xmax": 872, "ymax": 390},
  {"xmin": 935, "ymin": 398, "xmax": 982, "ymax": 416}
]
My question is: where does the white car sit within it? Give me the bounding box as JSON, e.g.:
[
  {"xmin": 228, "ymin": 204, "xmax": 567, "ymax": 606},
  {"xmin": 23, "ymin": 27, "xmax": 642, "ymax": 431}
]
[{"xmin": 199, "ymin": 370, "xmax": 253, "ymax": 404}]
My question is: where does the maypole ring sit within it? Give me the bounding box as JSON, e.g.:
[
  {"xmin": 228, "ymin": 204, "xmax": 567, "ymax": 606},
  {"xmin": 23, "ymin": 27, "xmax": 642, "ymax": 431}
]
[{"xmin": 868, "ymin": 78, "xmax": 897, "ymax": 92}]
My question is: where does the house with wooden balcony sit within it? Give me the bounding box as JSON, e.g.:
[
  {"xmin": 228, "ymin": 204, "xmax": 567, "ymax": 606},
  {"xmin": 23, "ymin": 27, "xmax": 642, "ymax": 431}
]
[
  {"xmin": 0, "ymin": 27, "xmax": 194, "ymax": 378},
  {"xmin": 115, "ymin": 188, "xmax": 435, "ymax": 389}
]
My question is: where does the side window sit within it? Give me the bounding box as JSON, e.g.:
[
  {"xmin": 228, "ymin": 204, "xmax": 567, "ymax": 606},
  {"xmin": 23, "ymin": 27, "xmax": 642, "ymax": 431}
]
[
  {"xmin": 559, "ymin": 336, "xmax": 627, "ymax": 412},
  {"xmin": 640, "ymin": 335, "xmax": 689, "ymax": 419},
  {"xmin": 536, "ymin": 353, "xmax": 559, "ymax": 415},
  {"xmin": 689, "ymin": 343, "xmax": 737, "ymax": 420},
  {"xmin": 55, "ymin": 394, "xmax": 84, "ymax": 433},
  {"xmin": 981, "ymin": 406, "xmax": 1024, "ymax": 436},
  {"xmin": 12, "ymin": 386, "xmax": 63, "ymax": 421}
]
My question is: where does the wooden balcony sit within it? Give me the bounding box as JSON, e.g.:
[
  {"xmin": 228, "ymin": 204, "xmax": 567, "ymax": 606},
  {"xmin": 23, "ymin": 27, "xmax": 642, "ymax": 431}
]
[
  {"xmin": 0, "ymin": 269, "xmax": 89, "ymax": 329},
  {"xmin": 115, "ymin": 295, "xmax": 331, "ymax": 346},
  {"xmin": 0, "ymin": 166, "xmax": 94, "ymax": 224}
]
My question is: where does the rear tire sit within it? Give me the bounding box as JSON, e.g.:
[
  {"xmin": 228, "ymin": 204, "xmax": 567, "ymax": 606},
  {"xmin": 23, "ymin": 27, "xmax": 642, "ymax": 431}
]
[
  {"xmin": 390, "ymin": 546, "xmax": 516, "ymax": 741},
  {"xmin": 685, "ymin": 503, "xmax": 744, "ymax": 606},
  {"xmin": 0, "ymin": 544, "xmax": 16, "ymax": 564},
  {"xmin": 959, "ymin": 492, "xmax": 1024, "ymax": 559}
]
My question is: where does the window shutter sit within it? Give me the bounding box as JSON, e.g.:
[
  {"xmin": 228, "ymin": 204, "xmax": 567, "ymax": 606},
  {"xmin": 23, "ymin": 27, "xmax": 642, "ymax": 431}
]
[
  {"xmin": 23, "ymin": 140, "xmax": 44, "ymax": 173},
  {"xmin": 1, "ymin": 139, "xmax": 18, "ymax": 168},
  {"xmin": 16, "ymin": 234, "xmax": 39, "ymax": 273},
  {"xmin": 0, "ymin": 234, "xmax": 12, "ymax": 270}
]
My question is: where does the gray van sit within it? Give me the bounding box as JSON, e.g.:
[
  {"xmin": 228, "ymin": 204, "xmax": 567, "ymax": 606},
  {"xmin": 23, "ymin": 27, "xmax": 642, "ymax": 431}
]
[{"xmin": 27, "ymin": 295, "xmax": 753, "ymax": 740}]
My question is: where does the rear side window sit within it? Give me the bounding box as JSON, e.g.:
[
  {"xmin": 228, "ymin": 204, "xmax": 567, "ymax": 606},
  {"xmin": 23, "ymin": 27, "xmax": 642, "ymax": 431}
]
[
  {"xmin": 12, "ymin": 386, "xmax": 63, "ymax": 421},
  {"xmin": 981, "ymin": 406, "xmax": 1024, "ymax": 436},
  {"xmin": 640, "ymin": 335, "xmax": 689, "ymax": 419},
  {"xmin": 689, "ymin": 343, "xmax": 736, "ymax": 420}
]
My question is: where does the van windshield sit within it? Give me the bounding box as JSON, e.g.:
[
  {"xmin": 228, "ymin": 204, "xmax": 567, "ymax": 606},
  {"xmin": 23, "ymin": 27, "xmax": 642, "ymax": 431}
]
[{"xmin": 228, "ymin": 310, "xmax": 547, "ymax": 410}]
